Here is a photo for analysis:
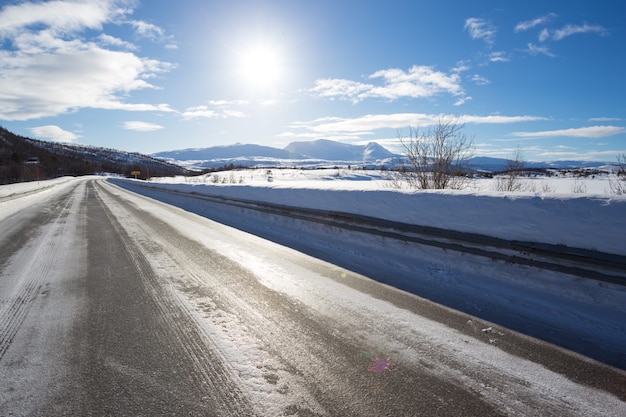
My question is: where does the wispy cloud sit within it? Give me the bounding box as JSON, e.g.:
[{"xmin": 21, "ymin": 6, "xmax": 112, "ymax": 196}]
[
  {"xmin": 181, "ymin": 106, "xmax": 218, "ymax": 120},
  {"xmin": 589, "ymin": 117, "xmax": 622, "ymax": 122},
  {"xmin": 29, "ymin": 125, "xmax": 79, "ymax": 142},
  {"xmin": 0, "ymin": 0, "xmax": 175, "ymax": 121},
  {"xmin": 309, "ymin": 65, "xmax": 465, "ymax": 104},
  {"xmin": 525, "ymin": 43, "xmax": 555, "ymax": 57},
  {"xmin": 552, "ymin": 23, "xmax": 608, "ymax": 41},
  {"xmin": 470, "ymin": 75, "xmax": 490, "ymax": 85},
  {"xmin": 538, "ymin": 28, "xmax": 550, "ymax": 42},
  {"xmin": 514, "ymin": 13, "xmax": 557, "ymax": 32},
  {"xmin": 122, "ymin": 121, "xmax": 165, "ymax": 132},
  {"xmin": 128, "ymin": 19, "xmax": 177, "ymax": 49},
  {"xmin": 97, "ymin": 33, "xmax": 136, "ymax": 50},
  {"xmin": 286, "ymin": 113, "xmax": 543, "ymax": 139},
  {"xmin": 459, "ymin": 115, "xmax": 546, "ymax": 124},
  {"xmin": 512, "ymin": 126, "xmax": 624, "ymax": 138},
  {"xmin": 464, "ymin": 18, "xmax": 496, "ymax": 45},
  {"xmin": 182, "ymin": 102, "xmax": 246, "ymax": 120},
  {"xmin": 454, "ymin": 96, "xmax": 472, "ymax": 106},
  {"xmin": 129, "ymin": 20, "xmax": 164, "ymax": 39},
  {"xmin": 514, "ymin": 15, "xmax": 607, "ymax": 59},
  {"xmin": 489, "ymin": 51, "xmax": 509, "ymax": 62},
  {"xmin": 207, "ymin": 100, "xmax": 249, "ymax": 107}
]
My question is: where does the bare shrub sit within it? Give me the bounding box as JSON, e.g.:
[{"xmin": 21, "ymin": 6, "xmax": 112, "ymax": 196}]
[
  {"xmin": 392, "ymin": 117, "xmax": 475, "ymax": 190},
  {"xmin": 609, "ymin": 154, "xmax": 626, "ymax": 195},
  {"xmin": 494, "ymin": 147, "xmax": 526, "ymax": 192},
  {"xmin": 570, "ymin": 178, "xmax": 587, "ymax": 194},
  {"xmin": 541, "ymin": 181, "xmax": 555, "ymax": 193}
]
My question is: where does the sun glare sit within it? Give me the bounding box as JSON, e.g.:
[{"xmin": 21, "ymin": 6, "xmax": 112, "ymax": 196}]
[{"xmin": 238, "ymin": 43, "xmax": 282, "ymax": 89}]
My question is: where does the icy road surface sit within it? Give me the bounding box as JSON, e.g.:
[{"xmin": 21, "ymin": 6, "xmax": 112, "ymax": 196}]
[{"xmin": 0, "ymin": 178, "xmax": 625, "ymax": 416}]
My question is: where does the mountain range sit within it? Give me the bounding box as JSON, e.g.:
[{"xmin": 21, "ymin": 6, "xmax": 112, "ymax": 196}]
[
  {"xmin": 153, "ymin": 139, "xmax": 610, "ymax": 172},
  {"xmin": 0, "ymin": 125, "xmax": 613, "ymax": 185},
  {"xmin": 152, "ymin": 139, "xmax": 397, "ymax": 168}
]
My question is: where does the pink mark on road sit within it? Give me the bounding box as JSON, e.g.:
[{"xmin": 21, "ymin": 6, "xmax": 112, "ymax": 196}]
[{"xmin": 368, "ymin": 355, "xmax": 391, "ymax": 373}]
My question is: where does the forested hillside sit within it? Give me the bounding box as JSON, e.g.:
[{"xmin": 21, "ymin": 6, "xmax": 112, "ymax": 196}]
[{"xmin": 0, "ymin": 127, "xmax": 189, "ymax": 184}]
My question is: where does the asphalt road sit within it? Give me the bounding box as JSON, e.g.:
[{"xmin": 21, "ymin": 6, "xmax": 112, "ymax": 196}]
[{"xmin": 1, "ymin": 179, "xmax": 625, "ymax": 416}]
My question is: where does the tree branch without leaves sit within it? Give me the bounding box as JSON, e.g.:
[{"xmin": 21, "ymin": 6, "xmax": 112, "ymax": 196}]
[{"xmin": 393, "ymin": 117, "xmax": 475, "ymax": 190}]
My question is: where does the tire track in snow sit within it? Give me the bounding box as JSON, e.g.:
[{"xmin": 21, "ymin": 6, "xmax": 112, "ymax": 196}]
[{"xmin": 0, "ymin": 182, "xmax": 83, "ymax": 361}]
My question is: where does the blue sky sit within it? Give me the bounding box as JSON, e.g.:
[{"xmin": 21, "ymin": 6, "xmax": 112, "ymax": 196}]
[{"xmin": 0, "ymin": 0, "xmax": 624, "ymax": 161}]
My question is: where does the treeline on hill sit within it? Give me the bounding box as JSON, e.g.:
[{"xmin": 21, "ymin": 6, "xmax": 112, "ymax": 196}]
[{"xmin": 0, "ymin": 127, "xmax": 191, "ymax": 185}]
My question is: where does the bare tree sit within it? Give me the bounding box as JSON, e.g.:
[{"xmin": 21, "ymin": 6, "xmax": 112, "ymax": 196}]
[
  {"xmin": 609, "ymin": 153, "xmax": 626, "ymax": 195},
  {"xmin": 495, "ymin": 146, "xmax": 526, "ymax": 192},
  {"xmin": 393, "ymin": 117, "xmax": 475, "ymax": 189}
]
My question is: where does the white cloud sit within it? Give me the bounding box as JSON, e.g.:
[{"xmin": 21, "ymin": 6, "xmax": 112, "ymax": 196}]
[
  {"xmin": 538, "ymin": 28, "xmax": 550, "ymax": 42},
  {"xmin": 552, "ymin": 23, "xmax": 607, "ymax": 41},
  {"xmin": 464, "ymin": 18, "xmax": 496, "ymax": 45},
  {"xmin": 525, "ymin": 43, "xmax": 555, "ymax": 57},
  {"xmin": 0, "ymin": 0, "xmax": 175, "ymax": 121},
  {"xmin": 470, "ymin": 74, "xmax": 490, "ymax": 85},
  {"xmin": 128, "ymin": 19, "xmax": 177, "ymax": 48},
  {"xmin": 454, "ymin": 96, "xmax": 472, "ymax": 106},
  {"xmin": 452, "ymin": 61, "xmax": 470, "ymax": 73},
  {"xmin": 222, "ymin": 109, "xmax": 246, "ymax": 118},
  {"xmin": 288, "ymin": 113, "xmax": 543, "ymax": 137},
  {"xmin": 129, "ymin": 20, "xmax": 164, "ymax": 39},
  {"xmin": 511, "ymin": 126, "xmax": 624, "ymax": 138},
  {"xmin": 181, "ymin": 106, "xmax": 218, "ymax": 120},
  {"xmin": 309, "ymin": 78, "xmax": 372, "ymax": 102},
  {"xmin": 122, "ymin": 121, "xmax": 165, "ymax": 132},
  {"xmin": 514, "ymin": 13, "xmax": 557, "ymax": 32},
  {"xmin": 459, "ymin": 114, "xmax": 546, "ymax": 124},
  {"xmin": 589, "ymin": 117, "xmax": 622, "ymax": 122},
  {"xmin": 182, "ymin": 102, "xmax": 246, "ymax": 120},
  {"xmin": 207, "ymin": 100, "xmax": 249, "ymax": 107},
  {"xmin": 0, "ymin": 1, "xmax": 123, "ymax": 36},
  {"xmin": 489, "ymin": 51, "xmax": 509, "ymax": 63},
  {"xmin": 29, "ymin": 125, "xmax": 78, "ymax": 142},
  {"xmin": 309, "ymin": 65, "xmax": 465, "ymax": 103},
  {"xmin": 98, "ymin": 33, "xmax": 136, "ymax": 50}
]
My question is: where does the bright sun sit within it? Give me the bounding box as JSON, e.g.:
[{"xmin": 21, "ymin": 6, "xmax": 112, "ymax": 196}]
[{"xmin": 238, "ymin": 43, "xmax": 282, "ymax": 89}]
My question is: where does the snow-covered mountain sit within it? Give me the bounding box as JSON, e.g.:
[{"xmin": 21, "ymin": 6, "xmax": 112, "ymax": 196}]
[
  {"xmin": 284, "ymin": 139, "xmax": 395, "ymax": 161},
  {"xmin": 153, "ymin": 143, "xmax": 293, "ymax": 161},
  {"xmin": 153, "ymin": 139, "xmax": 401, "ymax": 169},
  {"xmin": 152, "ymin": 139, "xmax": 614, "ymax": 173}
]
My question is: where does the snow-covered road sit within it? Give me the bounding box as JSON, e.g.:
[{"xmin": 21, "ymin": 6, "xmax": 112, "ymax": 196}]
[{"xmin": 1, "ymin": 177, "xmax": 625, "ymax": 416}]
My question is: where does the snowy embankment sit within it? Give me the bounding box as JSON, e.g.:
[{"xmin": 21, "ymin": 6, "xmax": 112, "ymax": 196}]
[
  {"xmin": 147, "ymin": 169, "xmax": 626, "ymax": 256},
  {"xmin": 0, "ymin": 176, "xmax": 78, "ymax": 200}
]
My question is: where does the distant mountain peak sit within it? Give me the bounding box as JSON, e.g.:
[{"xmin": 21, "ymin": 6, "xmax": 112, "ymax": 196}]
[{"xmin": 284, "ymin": 139, "xmax": 396, "ymax": 161}]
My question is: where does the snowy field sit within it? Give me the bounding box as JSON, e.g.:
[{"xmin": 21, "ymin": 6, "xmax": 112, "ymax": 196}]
[{"xmin": 147, "ymin": 168, "xmax": 626, "ymax": 256}]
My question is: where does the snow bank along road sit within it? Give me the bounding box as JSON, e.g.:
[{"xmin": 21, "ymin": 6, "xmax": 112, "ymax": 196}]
[
  {"xmin": 0, "ymin": 178, "xmax": 625, "ymax": 416},
  {"xmin": 113, "ymin": 178, "xmax": 626, "ymax": 370}
]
